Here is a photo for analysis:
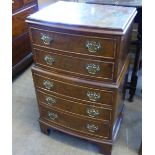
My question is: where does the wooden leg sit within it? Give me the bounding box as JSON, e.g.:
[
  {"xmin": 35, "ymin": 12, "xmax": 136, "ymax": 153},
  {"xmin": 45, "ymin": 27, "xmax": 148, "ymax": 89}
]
[
  {"xmin": 39, "ymin": 121, "xmax": 50, "ymax": 135},
  {"xmin": 98, "ymin": 143, "xmax": 112, "ymax": 155}
]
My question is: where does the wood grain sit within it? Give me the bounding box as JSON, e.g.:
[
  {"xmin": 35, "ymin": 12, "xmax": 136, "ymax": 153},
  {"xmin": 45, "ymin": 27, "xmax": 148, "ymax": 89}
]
[
  {"xmin": 27, "ymin": 2, "xmax": 136, "ymax": 154},
  {"xmin": 30, "ymin": 27, "xmax": 117, "ymax": 59},
  {"xmin": 36, "ymin": 89, "xmax": 111, "ymax": 121},
  {"xmin": 32, "ymin": 68, "xmax": 114, "ymax": 106}
]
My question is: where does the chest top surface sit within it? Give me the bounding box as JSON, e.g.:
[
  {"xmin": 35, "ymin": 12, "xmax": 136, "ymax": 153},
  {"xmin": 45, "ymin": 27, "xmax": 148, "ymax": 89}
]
[{"xmin": 26, "ymin": 1, "xmax": 137, "ymax": 34}]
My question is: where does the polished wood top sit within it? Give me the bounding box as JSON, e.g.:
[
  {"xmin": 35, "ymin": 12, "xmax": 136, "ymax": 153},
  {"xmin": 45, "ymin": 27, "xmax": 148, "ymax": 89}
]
[
  {"xmin": 86, "ymin": 0, "xmax": 142, "ymax": 7},
  {"xmin": 27, "ymin": 1, "xmax": 137, "ymax": 33}
]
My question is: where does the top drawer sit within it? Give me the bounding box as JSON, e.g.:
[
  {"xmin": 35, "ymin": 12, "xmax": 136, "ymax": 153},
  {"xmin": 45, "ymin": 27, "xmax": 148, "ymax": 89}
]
[{"xmin": 30, "ymin": 28, "xmax": 117, "ymax": 59}]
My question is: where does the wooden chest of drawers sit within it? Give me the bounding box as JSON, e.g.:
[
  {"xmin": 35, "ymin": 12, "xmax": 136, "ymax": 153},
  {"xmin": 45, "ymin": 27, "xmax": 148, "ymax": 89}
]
[
  {"xmin": 26, "ymin": 1, "xmax": 137, "ymax": 155},
  {"xmin": 12, "ymin": 0, "xmax": 38, "ymax": 77}
]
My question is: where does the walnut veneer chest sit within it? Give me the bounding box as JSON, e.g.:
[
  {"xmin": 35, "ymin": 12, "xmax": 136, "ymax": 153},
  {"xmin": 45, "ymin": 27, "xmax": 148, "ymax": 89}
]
[
  {"xmin": 26, "ymin": 1, "xmax": 137, "ymax": 155},
  {"xmin": 12, "ymin": 0, "xmax": 38, "ymax": 77}
]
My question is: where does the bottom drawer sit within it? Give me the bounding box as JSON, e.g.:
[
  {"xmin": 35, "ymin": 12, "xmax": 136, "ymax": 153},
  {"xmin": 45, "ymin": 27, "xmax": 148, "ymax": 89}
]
[{"xmin": 39, "ymin": 105, "xmax": 110, "ymax": 139}]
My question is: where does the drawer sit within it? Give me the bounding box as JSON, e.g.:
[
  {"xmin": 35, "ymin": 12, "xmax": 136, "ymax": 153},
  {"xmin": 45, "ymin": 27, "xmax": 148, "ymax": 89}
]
[
  {"xmin": 12, "ymin": 4, "xmax": 38, "ymax": 39},
  {"xmin": 23, "ymin": 0, "xmax": 36, "ymax": 5},
  {"xmin": 37, "ymin": 89, "xmax": 111, "ymax": 121},
  {"xmin": 32, "ymin": 69, "xmax": 114, "ymax": 106},
  {"xmin": 30, "ymin": 28, "xmax": 117, "ymax": 59},
  {"xmin": 39, "ymin": 104, "xmax": 110, "ymax": 139},
  {"xmin": 12, "ymin": 0, "xmax": 23, "ymax": 11},
  {"xmin": 33, "ymin": 48, "xmax": 114, "ymax": 81}
]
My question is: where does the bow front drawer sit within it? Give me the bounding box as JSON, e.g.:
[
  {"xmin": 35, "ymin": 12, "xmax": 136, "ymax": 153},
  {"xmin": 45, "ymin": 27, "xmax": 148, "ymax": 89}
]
[
  {"xmin": 32, "ymin": 68, "xmax": 114, "ymax": 107},
  {"xmin": 33, "ymin": 48, "xmax": 114, "ymax": 81},
  {"xmin": 36, "ymin": 89, "xmax": 111, "ymax": 121},
  {"xmin": 30, "ymin": 28, "xmax": 117, "ymax": 59},
  {"xmin": 40, "ymin": 104, "xmax": 110, "ymax": 139}
]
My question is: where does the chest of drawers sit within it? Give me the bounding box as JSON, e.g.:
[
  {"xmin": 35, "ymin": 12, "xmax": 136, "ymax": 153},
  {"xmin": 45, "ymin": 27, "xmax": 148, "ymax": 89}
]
[
  {"xmin": 12, "ymin": 0, "xmax": 38, "ymax": 77},
  {"xmin": 26, "ymin": 1, "xmax": 137, "ymax": 154}
]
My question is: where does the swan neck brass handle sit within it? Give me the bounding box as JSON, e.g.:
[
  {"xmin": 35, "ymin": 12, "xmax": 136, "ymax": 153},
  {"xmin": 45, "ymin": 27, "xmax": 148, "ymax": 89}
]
[
  {"xmin": 45, "ymin": 96, "xmax": 56, "ymax": 105},
  {"xmin": 43, "ymin": 80, "xmax": 54, "ymax": 90},
  {"xmin": 86, "ymin": 64, "xmax": 100, "ymax": 75},
  {"xmin": 40, "ymin": 33, "xmax": 53, "ymax": 45},
  {"xmin": 86, "ymin": 108, "xmax": 99, "ymax": 118},
  {"xmin": 47, "ymin": 111, "xmax": 58, "ymax": 120},
  {"xmin": 44, "ymin": 55, "xmax": 55, "ymax": 65},
  {"xmin": 86, "ymin": 41, "xmax": 101, "ymax": 53},
  {"xmin": 86, "ymin": 124, "xmax": 98, "ymax": 132},
  {"xmin": 87, "ymin": 91, "xmax": 100, "ymax": 102}
]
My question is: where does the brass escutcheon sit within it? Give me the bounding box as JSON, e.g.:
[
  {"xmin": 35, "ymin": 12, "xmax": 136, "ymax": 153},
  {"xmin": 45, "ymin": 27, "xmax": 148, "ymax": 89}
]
[
  {"xmin": 40, "ymin": 33, "xmax": 53, "ymax": 45},
  {"xmin": 86, "ymin": 107, "xmax": 99, "ymax": 118},
  {"xmin": 47, "ymin": 111, "xmax": 58, "ymax": 120},
  {"xmin": 86, "ymin": 41, "xmax": 101, "ymax": 53},
  {"xmin": 86, "ymin": 124, "xmax": 98, "ymax": 132},
  {"xmin": 86, "ymin": 64, "xmax": 100, "ymax": 75},
  {"xmin": 87, "ymin": 91, "xmax": 101, "ymax": 102},
  {"xmin": 44, "ymin": 55, "xmax": 55, "ymax": 65},
  {"xmin": 45, "ymin": 96, "xmax": 56, "ymax": 105},
  {"xmin": 43, "ymin": 80, "xmax": 54, "ymax": 90}
]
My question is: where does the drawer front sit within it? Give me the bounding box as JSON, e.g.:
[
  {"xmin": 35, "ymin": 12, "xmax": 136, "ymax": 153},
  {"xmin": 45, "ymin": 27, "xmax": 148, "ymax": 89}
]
[
  {"xmin": 37, "ymin": 89, "xmax": 111, "ymax": 121},
  {"xmin": 32, "ymin": 71, "xmax": 114, "ymax": 106},
  {"xmin": 23, "ymin": 0, "xmax": 36, "ymax": 5},
  {"xmin": 30, "ymin": 28, "xmax": 117, "ymax": 59},
  {"xmin": 12, "ymin": 4, "xmax": 38, "ymax": 39},
  {"xmin": 12, "ymin": 0, "xmax": 23, "ymax": 10},
  {"xmin": 34, "ymin": 48, "xmax": 114, "ymax": 81},
  {"xmin": 40, "ymin": 105, "xmax": 110, "ymax": 139}
]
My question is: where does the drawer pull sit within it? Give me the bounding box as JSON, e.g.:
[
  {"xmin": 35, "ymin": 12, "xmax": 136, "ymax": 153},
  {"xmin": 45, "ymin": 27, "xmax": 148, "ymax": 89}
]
[
  {"xmin": 43, "ymin": 80, "xmax": 54, "ymax": 90},
  {"xmin": 45, "ymin": 96, "xmax": 56, "ymax": 105},
  {"xmin": 86, "ymin": 41, "xmax": 101, "ymax": 53},
  {"xmin": 40, "ymin": 33, "xmax": 53, "ymax": 45},
  {"xmin": 87, "ymin": 91, "xmax": 100, "ymax": 102},
  {"xmin": 86, "ymin": 124, "xmax": 98, "ymax": 132},
  {"xmin": 86, "ymin": 107, "xmax": 99, "ymax": 118},
  {"xmin": 47, "ymin": 111, "xmax": 58, "ymax": 120},
  {"xmin": 86, "ymin": 64, "xmax": 100, "ymax": 75},
  {"xmin": 44, "ymin": 55, "xmax": 55, "ymax": 65}
]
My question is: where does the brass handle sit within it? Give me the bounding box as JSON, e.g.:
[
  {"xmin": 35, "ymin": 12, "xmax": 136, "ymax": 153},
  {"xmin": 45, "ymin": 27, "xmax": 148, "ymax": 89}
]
[
  {"xmin": 43, "ymin": 80, "xmax": 54, "ymax": 90},
  {"xmin": 86, "ymin": 124, "xmax": 98, "ymax": 132},
  {"xmin": 45, "ymin": 96, "xmax": 56, "ymax": 105},
  {"xmin": 87, "ymin": 91, "xmax": 100, "ymax": 102},
  {"xmin": 86, "ymin": 107, "xmax": 99, "ymax": 118},
  {"xmin": 86, "ymin": 64, "xmax": 100, "ymax": 75},
  {"xmin": 44, "ymin": 55, "xmax": 55, "ymax": 65},
  {"xmin": 40, "ymin": 33, "xmax": 53, "ymax": 45},
  {"xmin": 47, "ymin": 111, "xmax": 58, "ymax": 120},
  {"xmin": 86, "ymin": 41, "xmax": 101, "ymax": 53}
]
